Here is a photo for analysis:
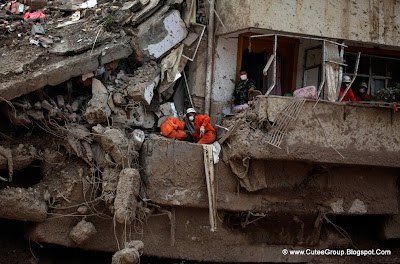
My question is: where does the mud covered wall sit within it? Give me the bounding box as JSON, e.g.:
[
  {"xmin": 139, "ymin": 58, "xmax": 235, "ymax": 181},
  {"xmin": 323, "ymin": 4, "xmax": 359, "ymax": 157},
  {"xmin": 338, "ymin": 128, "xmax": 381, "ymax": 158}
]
[
  {"xmin": 140, "ymin": 135, "xmax": 398, "ymax": 215},
  {"xmin": 216, "ymin": 0, "xmax": 400, "ymax": 47}
]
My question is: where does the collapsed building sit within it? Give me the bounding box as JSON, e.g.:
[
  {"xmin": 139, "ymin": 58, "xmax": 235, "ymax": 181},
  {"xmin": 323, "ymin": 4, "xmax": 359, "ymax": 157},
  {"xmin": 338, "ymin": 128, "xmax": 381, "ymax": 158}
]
[{"xmin": 0, "ymin": 0, "xmax": 400, "ymax": 263}]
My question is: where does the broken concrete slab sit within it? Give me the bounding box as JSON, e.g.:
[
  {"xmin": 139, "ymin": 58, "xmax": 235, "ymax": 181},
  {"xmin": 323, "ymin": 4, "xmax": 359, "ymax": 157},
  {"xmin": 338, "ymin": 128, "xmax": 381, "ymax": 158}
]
[
  {"xmin": 136, "ymin": 9, "xmax": 188, "ymax": 59},
  {"xmin": 130, "ymin": 0, "xmax": 162, "ymax": 26},
  {"xmin": 114, "ymin": 168, "xmax": 140, "ymax": 224},
  {"xmin": 126, "ymin": 62, "xmax": 160, "ymax": 105},
  {"xmin": 122, "ymin": 0, "xmax": 149, "ymax": 12},
  {"xmin": 0, "ymin": 187, "xmax": 47, "ymax": 222},
  {"xmin": 0, "ymin": 43, "xmax": 132, "ymax": 101},
  {"xmin": 84, "ymin": 79, "xmax": 111, "ymax": 125},
  {"xmin": 69, "ymin": 219, "xmax": 97, "ymax": 244}
]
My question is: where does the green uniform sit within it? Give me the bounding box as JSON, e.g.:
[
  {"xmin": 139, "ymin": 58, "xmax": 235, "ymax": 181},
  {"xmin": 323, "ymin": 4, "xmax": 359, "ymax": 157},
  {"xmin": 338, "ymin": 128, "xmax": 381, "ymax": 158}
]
[{"xmin": 233, "ymin": 80, "xmax": 256, "ymax": 105}]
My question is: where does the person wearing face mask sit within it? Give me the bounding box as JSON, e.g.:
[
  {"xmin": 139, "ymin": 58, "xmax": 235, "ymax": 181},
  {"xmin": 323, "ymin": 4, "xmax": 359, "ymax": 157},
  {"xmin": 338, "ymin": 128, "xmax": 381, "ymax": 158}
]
[
  {"xmin": 355, "ymin": 82, "xmax": 371, "ymax": 101},
  {"xmin": 160, "ymin": 116, "xmax": 187, "ymax": 141},
  {"xmin": 339, "ymin": 76, "xmax": 357, "ymax": 102},
  {"xmin": 185, "ymin": 108, "xmax": 216, "ymax": 144},
  {"xmin": 231, "ymin": 70, "xmax": 256, "ymax": 113}
]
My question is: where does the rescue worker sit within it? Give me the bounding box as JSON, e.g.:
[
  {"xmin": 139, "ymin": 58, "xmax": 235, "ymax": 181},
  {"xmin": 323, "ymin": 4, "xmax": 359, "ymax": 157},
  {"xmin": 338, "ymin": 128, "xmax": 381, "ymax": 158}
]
[
  {"xmin": 339, "ymin": 76, "xmax": 357, "ymax": 102},
  {"xmin": 355, "ymin": 82, "xmax": 371, "ymax": 101},
  {"xmin": 160, "ymin": 116, "xmax": 187, "ymax": 141},
  {"xmin": 186, "ymin": 108, "xmax": 216, "ymax": 144},
  {"xmin": 231, "ymin": 70, "xmax": 256, "ymax": 113}
]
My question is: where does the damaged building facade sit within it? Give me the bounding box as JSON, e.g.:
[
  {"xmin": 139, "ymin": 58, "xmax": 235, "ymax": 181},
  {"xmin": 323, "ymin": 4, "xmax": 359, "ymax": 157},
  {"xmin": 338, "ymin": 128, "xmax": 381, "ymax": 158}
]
[{"xmin": 1, "ymin": 0, "xmax": 400, "ymax": 263}]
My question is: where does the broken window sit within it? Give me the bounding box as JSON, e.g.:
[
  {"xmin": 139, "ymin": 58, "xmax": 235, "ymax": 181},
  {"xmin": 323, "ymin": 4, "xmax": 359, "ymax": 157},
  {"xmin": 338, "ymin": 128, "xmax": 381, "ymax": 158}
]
[{"xmin": 344, "ymin": 53, "xmax": 400, "ymax": 95}]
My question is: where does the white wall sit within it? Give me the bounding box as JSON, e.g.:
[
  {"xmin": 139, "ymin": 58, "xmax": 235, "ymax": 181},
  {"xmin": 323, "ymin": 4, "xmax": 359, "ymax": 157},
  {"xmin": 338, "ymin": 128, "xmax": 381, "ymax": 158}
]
[{"xmin": 212, "ymin": 37, "xmax": 238, "ymax": 115}]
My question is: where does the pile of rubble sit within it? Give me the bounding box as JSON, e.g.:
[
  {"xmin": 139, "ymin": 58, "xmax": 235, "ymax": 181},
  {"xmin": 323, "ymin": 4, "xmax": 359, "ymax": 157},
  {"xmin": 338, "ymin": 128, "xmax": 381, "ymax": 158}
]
[{"xmin": 0, "ymin": 0, "xmax": 205, "ymax": 262}]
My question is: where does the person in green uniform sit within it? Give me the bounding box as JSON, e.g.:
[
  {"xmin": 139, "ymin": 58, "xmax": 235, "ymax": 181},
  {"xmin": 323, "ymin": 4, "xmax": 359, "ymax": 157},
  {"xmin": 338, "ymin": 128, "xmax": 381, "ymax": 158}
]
[{"xmin": 231, "ymin": 70, "xmax": 256, "ymax": 113}]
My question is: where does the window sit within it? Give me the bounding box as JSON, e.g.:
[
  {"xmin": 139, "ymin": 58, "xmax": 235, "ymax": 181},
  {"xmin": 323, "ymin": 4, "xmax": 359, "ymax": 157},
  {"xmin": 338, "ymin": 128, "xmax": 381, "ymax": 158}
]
[{"xmin": 344, "ymin": 53, "xmax": 400, "ymax": 95}]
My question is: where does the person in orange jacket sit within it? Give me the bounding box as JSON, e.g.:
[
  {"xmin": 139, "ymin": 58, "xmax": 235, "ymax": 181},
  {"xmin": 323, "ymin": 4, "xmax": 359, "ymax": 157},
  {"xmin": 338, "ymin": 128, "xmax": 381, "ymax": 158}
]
[
  {"xmin": 160, "ymin": 116, "xmax": 187, "ymax": 141},
  {"xmin": 186, "ymin": 108, "xmax": 216, "ymax": 144},
  {"xmin": 339, "ymin": 76, "xmax": 357, "ymax": 102}
]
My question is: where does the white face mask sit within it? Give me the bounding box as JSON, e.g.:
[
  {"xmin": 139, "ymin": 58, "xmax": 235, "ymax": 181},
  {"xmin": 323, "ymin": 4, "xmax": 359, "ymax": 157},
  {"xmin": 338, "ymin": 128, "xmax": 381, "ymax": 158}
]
[
  {"xmin": 189, "ymin": 116, "xmax": 194, "ymax": 121},
  {"xmin": 240, "ymin": 74, "xmax": 247, "ymax": 81},
  {"xmin": 345, "ymin": 83, "xmax": 350, "ymax": 88},
  {"xmin": 359, "ymin": 88, "xmax": 366, "ymax": 93}
]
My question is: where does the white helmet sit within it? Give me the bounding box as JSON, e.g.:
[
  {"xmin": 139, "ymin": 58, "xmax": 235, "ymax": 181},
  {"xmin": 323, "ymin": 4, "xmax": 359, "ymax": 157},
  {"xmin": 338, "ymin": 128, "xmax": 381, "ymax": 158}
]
[
  {"xmin": 186, "ymin": 108, "xmax": 196, "ymax": 115},
  {"xmin": 342, "ymin": 76, "xmax": 351, "ymax": 83}
]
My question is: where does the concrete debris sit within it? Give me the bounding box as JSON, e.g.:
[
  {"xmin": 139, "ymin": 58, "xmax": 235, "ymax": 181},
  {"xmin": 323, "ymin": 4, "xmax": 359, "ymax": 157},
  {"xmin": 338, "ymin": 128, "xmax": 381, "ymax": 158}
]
[
  {"xmin": 27, "ymin": 109, "xmax": 45, "ymax": 121},
  {"xmin": 0, "ymin": 187, "xmax": 47, "ymax": 222},
  {"xmin": 94, "ymin": 127, "xmax": 137, "ymax": 168},
  {"xmin": 129, "ymin": 129, "xmax": 145, "ymax": 151},
  {"xmin": 113, "ymin": 92, "xmax": 126, "ymax": 106},
  {"xmin": 136, "ymin": 10, "xmax": 188, "ymax": 59},
  {"xmin": 0, "ymin": 144, "xmax": 37, "ymax": 172},
  {"xmin": 130, "ymin": 0, "xmax": 162, "ymax": 26},
  {"xmin": 126, "ymin": 62, "xmax": 160, "ymax": 105},
  {"xmin": 112, "ymin": 240, "xmax": 144, "ymax": 264},
  {"xmin": 142, "ymin": 110, "xmax": 156, "ymax": 129},
  {"xmin": 122, "ymin": 0, "xmax": 149, "ymax": 12},
  {"xmin": 77, "ymin": 206, "xmax": 88, "ymax": 214},
  {"xmin": 69, "ymin": 219, "xmax": 97, "ymax": 244},
  {"xmin": 102, "ymin": 167, "xmax": 120, "ymax": 205},
  {"xmin": 84, "ymin": 79, "xmax": 111, "ymax": 125},
  {"xmin": 114, "ymin": 168, "xmax": 140, "ymax": 224}
]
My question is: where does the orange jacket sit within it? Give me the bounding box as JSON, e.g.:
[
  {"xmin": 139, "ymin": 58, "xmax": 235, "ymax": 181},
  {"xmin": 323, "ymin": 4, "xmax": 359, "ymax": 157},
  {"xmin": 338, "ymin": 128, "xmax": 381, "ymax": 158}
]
[
  {"xmin": 193, "ymin": 115, "xmax": 215, "ymax": 133},
  {"xmin": 355, "ymin": 94, "xmax": 371, "ymax": 101},
  {"xmin": 160, "ymin": 117, "xmax": 185, "ymax": 135},
  {"xmin": 339, "ymin": 86, "xmax": 357, "ymax": 102}
]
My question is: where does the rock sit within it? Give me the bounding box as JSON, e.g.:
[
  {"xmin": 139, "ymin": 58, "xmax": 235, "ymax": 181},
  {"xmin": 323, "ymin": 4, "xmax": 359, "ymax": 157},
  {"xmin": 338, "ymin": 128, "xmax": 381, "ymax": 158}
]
[
  {"xmin": 41, "ymin": 100, "xmax": 53, "ymax": 111},
  {"xmin": 113, "ymin": 92, "xmax": 126, "ymax": 106},
  {"xmin": 112, "ymin": 240, "xmax": 144, "ymax": 264},
  {"xmin": 129, "ymin": 129, "xmax": 145, "ymax": 151},
  {"xmin": 34, "ymin": 101, "xmax": 42, "ymax": 110},
  {"xmin": 126, "ymin": 62, "xmax": 160, "ymax": 105},
  {"xmin": 77, "ymin": 206, "xmax": 88, "ymax": 214},
  {"xmin": 57, "ymin": 95, "xmax": 65, "ymax": 109},
  {"xmin": 84, "ymin": 79, "xmax": 111, "ymax": 125},
  {"xmin": 142, "ymin": 111, "xmax": 156, "ymax": 129},
  {"xmin": 69, "ymin": 219, "xmax": 97, "ymax": 244},
  {"xmin": 114, "ymin": 168, "xmax": 140, "ymax": 224},
  {"xmin": 102, "ymin": 167, "xmax": 120, "ymax": 205},
  {"xmin": 27, "ymin": 110, "xmax": 45, "ymax": 121},
  {"xmin": 71, "ymin": 101, "xmax": 80, "ymax": 112},
  {"xmin": 99, "ymin": 128, "xmax": 137, "ymax": 168},
  {"xmin": 159, "ymin": 102, "xmax": 175, "ymax": 117},
  {"xmin": 136, "ymin": 9, "xmax": 188, "ymax": 59},
  {"xmin": 92, "ymin": 124, "xmax": 105, "ymax": 142}
]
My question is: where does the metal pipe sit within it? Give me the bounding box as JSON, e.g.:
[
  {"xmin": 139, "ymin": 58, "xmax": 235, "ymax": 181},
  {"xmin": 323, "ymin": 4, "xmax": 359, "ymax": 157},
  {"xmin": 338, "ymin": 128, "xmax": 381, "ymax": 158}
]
[
  {"xmin": 336, "ymin": 45, "xmax": 345, "ymax": 99},
  {"xmin": 317, "ymin": 40, "xmax": 326, "ymax": 98},
  {"xmin": 265, "ymin": 35, "xmax": 277, "ymax": 96},
  {"xmin": 249, "ymin": 33, "xmax": 347, "ymax": 47},
  {"xmin": 182, "ymin": 70, "xmax": 194, "ymax": 108},
  {"xmin": 204, "ymin": 0, "xmax": 215, "ymax": 115},
  {"xmin": 339, "ymin": 52, "xmax": 361, "ymax": 102}
]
